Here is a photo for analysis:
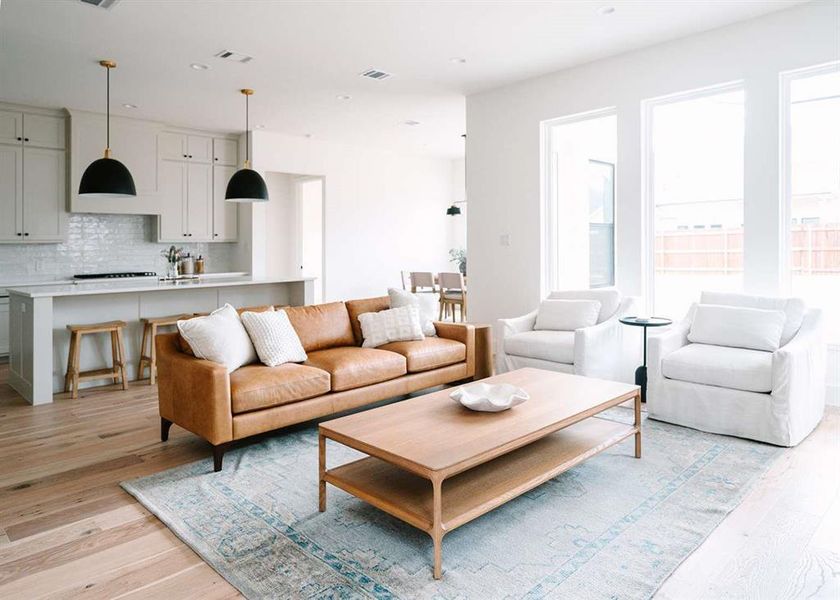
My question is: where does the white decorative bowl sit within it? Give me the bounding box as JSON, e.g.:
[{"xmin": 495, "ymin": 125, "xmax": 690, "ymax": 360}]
[{"xmin": 450, "ymin": 382, "xmax": 530, "ymax": 413}]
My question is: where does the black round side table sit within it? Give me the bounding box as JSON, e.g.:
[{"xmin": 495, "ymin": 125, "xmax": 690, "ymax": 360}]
[{"xmin": 619, "ymin": 316, "xmax": 673, "ymax": 403}]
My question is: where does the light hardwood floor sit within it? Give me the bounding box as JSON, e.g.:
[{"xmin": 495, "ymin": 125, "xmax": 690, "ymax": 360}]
[{"xmin": 0, "ymin": 364, "xmax": 837, "ymax": 598}]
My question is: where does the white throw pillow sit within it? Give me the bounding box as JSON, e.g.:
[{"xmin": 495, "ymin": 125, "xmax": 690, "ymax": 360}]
[
  {"xmin": 388, "ymin": 287, "xmax": 437, "ymax": 336},
  {"xmin": 177, "ymin": 304, "xmax": 257, "ymax": 372},
  {"xmin": 534, "ymin": 299, "xmax": 601, "ymax": 331},
  {"xmin": 358, "ymin": 305, "xmax": 424, "ymax": 348},
  {"xmin": 240, "ymin": 309, "xmax": 307, "ymax": 367},
  {"xmin": 688, "ymin": 304, "xmax": 787, "ymax": 352}
]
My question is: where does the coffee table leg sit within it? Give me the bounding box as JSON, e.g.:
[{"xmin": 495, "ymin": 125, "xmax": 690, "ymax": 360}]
[
  {"xmin": 432, "ymin": 477, "xmax": 443, "ymax": 579},
  {"xmin": 319, "ymin": 433, "xmax": 327, "ymax": 512},
  {"xmin": 634, "ymin": 391, "xmax": 642, "ymax": 459}
]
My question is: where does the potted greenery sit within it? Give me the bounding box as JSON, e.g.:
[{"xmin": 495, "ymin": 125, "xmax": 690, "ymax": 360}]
[{"xmin": 449, "ymin": 248, "xmax": 467, "ymax": 275}]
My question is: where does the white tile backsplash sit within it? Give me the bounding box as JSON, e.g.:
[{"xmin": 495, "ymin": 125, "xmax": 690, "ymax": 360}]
[{"xmin": 0, "ymin": 214, "xmax": 237, "ymax": 283}]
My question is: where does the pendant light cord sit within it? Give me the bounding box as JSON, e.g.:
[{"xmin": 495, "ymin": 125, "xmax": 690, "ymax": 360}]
[
  {"xmin": 106, "ymin": 65, "xmax": 110, "ymax": 152},
  {"xmin": 245, "ymin": 93, "xmax": 250, "ymax": 166}
]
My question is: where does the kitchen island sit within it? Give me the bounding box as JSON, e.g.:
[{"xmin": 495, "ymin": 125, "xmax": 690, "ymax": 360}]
[{"xmin": 7, "ymin": 276, "xmax": 315, "ymax": 405}]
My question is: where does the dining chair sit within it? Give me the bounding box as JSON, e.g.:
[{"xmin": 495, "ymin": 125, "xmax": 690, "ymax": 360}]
[
  {"xmin": 410, "ymin": 272, "xmax": 437, "ymax": 294},
  {"xmin": 438, "ymin": 272, "xmax": 466, "ymax": 322}
]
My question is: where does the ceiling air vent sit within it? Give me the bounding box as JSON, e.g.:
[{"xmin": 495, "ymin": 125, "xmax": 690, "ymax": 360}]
[
  {"xmin": 360, "ymin": 68, "xmax": 393, "ymax": 81},
  {"xmin": 79, "ymin": 0, "xmax": 120, "ymax": 8},
  {"xmin": 215, "ymin": 50, "xmax": 254, "ymax": 64}
]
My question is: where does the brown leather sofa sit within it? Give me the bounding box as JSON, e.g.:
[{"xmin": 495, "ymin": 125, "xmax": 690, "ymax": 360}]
[{"xmin": 156, "ymin": 296, "xmax": 475, "ymax": 470}]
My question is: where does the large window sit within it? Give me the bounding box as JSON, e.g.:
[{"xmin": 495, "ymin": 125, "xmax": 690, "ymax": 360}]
[
  {"xmin": 646, "ymin": 86, "xmax": 745, "ymax": 317},
  {"xmin": 543, "ymin": 110, "xmax": 616, "ymax": 291},
  {"xmin": 784, "ymin": 64, "xmax": 840, "ymax": 343}
]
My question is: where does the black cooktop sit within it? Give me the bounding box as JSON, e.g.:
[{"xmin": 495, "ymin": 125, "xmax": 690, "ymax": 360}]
[{"xmin": 73, "ymin": 272, "xmax": 157, "ymax": 280}]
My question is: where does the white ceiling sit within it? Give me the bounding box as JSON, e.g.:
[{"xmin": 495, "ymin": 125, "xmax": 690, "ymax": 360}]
[{"xmin": 0, "ymin": 0, "xmax": 803, "ymax": 158}]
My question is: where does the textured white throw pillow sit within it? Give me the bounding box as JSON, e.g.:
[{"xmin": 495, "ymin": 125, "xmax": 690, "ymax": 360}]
[
  {"xmin": 534, "ymin": 299, "xmax": 602, "ymax": 331},
  {"xmin": 359, "ymin": 305, "xmax": 425, "ymax": 348},
  {"xmin": 177, "ymin": 304, "xmax": 257, "ymax": 372},
  {"xmin": 240, "ymin": 309, "xmax": 307, "ymax": 367},
  {"xmin": 388, "ymin": 287, "xmax": 437, "ymax": 336},
  {"xmin": 688, "ymin": 304, "xmax": 787, "ymax": 352}
]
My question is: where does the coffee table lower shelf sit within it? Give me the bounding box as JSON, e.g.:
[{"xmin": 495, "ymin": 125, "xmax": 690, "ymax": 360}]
[{"xmin": 321, "ymin": 417, "xmax": 637, "ymax": 574}]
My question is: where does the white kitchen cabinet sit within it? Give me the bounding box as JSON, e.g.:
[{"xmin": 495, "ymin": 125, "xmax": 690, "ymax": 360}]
[
  {"xmin": 0, "ymin": 145, "xmax": 23, "ymax": 241},
  {"xmin": 0, "ymin": 110, "xmax": 23, "ymax": 145},
  {"xmin": 157, "ymin": 159, "xmax": 213, "ymax": 242},
  {"xmin": 213, "ymin": 164, "xmax": 238, "ymax": 241},
  {"xmin": 0, "ymin": 110, "xmax": 66, "ymax": 243},
  {"xmin": 213, "ymin": 138, "xmax": 238, "ymax": 167},
  {"xmin": 187, "ymin": 162, "xmax": 213, "ymax": 240},
  {"xmin": 159, "ymin": 132, "xmax": 212, "ymax": 164},
  {"xmin": 22, "ymin": 147, "xmax": 65, "ymax": 241},
  {"xmin": 0, "ymin": 297, "xmax": 9, "ymax": 356}
]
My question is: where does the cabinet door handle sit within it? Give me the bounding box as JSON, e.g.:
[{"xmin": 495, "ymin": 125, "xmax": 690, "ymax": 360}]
[
  {"xmin": 24, "ymin": 138, "xmax": 29, "ymax": 142},
  {"xmin": 214, "ymin": 233, "xmax": 219, "ymax": 237},
  {"xmin": 188, "ymin": 233, "xmax": 193, "ymax": 237},
  {"xmin": 188, "ymin": 155, "xmax": 193, "ymax": 158},
  {"xmin": 183, "ymin": 233, "xmax": 187, "ymax": 237},
  {"xmin": 16, "ymin": 137, "xmax": 22, "ymax": 141},
  {"xmin": 24, "ymin": 232, "xmax": 29, "ymax": 236},
  {"xmin": 214, "ymin": 157, "xmax": 218, "ymax": 161},
  {"xmin": 16, "ymin": 232, "xmax": 22, "ymax": 236},
  {"xmin": 183, "ymin": 154, "xmax": 187, "ymax": 158}
]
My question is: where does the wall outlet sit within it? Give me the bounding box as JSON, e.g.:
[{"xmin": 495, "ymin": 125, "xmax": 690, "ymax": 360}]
[{"xmin": 499, "ymin": 233, "xmax": 511, "ymax": 247}]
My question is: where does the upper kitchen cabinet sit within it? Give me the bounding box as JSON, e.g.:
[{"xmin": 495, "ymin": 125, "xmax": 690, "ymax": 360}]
[
  {"xmin": 213, "ymin": 138, "xmax": 238, "ymax": 166},
  {"xmin": 159, "ymin": 132, "xmax": 212, "ymax": 164},
  {"xmin": 0, "ymin": 105, "xmax": 67, "ymax": 243},
  {"xmin": 69, "ymin": 109, "xmax": 163, "ymax": 215}
]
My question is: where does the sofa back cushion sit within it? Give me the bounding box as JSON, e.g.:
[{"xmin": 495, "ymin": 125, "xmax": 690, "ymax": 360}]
[
  {"xmin": 346, "ymin": 296, "xmax": 390, "ymax": 345},
  {"xmin": 688, "ymin": 304, "xmax": 787, "ymax": 352},
  {"xmin": 534, "ymin": 299, "xmax": 601, "ymax": 331},
  {"xmin": 547, "ymin": 288, "xmax": 620, "ymax": 323},
  {"xmin": 284, "ymin": 301, "xmax": 356, "ymax": 352},
  {"xmin": 699, "ymin": 291, "xmax": 805, "ymax": 346}
]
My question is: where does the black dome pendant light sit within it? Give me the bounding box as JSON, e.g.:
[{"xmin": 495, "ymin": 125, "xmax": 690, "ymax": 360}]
[
  {"xmin": 79, "ymin": 60, "xmax": 137, "ymax": 197},
  {"xmin": 225, "ymin": 88, "xmax": 269, "ymax": 203}
]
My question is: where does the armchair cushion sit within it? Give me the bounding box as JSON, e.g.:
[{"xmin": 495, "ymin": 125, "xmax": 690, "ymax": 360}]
[
  {"xmin": 305, "ymin": 347, "xmax": 407, "ymax": 391},
  {"xmin": 504, "ymin": 330, "xmax": 575, "ymax": 364},
  {"xmin": 688, "ymin": 304, "xmax": 786, "ymax": 352},
  {"xmin": 661, "ymin": 343, "xmax": 773, "ymax": 393},
  {"xmin": 534, "ymin": 299, "xmax": 601, "ymax": 331},
  {"xmin": 700, "ymin": 291, "xmax": 806, "ymax": 346},
  {"xmin": 548, "ymin": 288, "xmax": 621, "ymax": 323}
]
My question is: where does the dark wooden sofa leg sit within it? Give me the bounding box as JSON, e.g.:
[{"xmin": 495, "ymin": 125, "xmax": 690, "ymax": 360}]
[
  {"xmin": 161, "ymin": 418, "xmax": 172, "ymax": 442},
  {"xmin": 213, "ymin": 444, "xmax": 228, "ymax": 472}
]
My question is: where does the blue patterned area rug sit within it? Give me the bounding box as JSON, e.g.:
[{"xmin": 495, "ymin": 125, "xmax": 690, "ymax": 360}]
[{"xmin": 122, "ymin": 410, "xmax": 781, "ymax": 599}]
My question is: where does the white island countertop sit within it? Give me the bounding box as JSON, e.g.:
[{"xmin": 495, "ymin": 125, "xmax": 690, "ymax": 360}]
[{"xmin": 7, "ymin": 275, "xmax": 316, "ymax": 298}]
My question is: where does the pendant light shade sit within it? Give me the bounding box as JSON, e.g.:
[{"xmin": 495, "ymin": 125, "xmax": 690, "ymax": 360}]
[
  {"xmin": 79, "ymin": 60, "xmax": 136, "ymax": 197},
  {"xmin": 226, "ymin": 89, "xmax": 269, "ymax": 203}
]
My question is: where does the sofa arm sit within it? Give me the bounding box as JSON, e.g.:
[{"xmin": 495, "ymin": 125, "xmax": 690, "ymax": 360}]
[
  {"xmin": 574, "ymin": 296, "xmax": 639, "ymax": 381},
  {"xmin": 156, "ymin": 333, "xmax": 234, "ymax": 445},
  {"xmin": 434, "ymin": 322, "xmax": 476, "ymax": 378},
  {"xmin": 647, "ymin": 319, "xmax": 691, "ymax": 381},
  {"xmin": 772, "ymin": 309, "xmax": 826, "ymax": 401}
]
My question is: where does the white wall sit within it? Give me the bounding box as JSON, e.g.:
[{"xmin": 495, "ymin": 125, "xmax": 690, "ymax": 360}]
[
  {"xmin": 250, "ymin": 131, "xmax": 456, "ymax": 301},
  {"xmin": 263, "ymin": 172, "xmax": 298, "ymax": 277},
  {"xmin": 466, "ymin": 1, "xmax": 840, "ymax": 325}
]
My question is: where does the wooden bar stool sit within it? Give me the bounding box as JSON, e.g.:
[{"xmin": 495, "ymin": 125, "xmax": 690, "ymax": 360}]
[
  {"xmin": 138, "ymin": 314, "xmax": 190, "ymax": 385},
  {"xmin": 65, "ymin": 321, "xmax": 128, "ymax": 399}
]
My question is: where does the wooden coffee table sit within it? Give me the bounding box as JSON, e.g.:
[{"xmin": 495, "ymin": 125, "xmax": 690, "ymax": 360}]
[{"xmin": 318, "ymin": 367, "xmax": 641, "ymax": 579}]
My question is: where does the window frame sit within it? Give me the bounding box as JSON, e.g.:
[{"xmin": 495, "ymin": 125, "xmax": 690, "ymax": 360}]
[
  {"xmin": 641, "ymin": 80, "xmax": 745, "ymax": 315},
  {"xmin": 540, "ymin": 106, "xmax": 617, "ymax": 296}
]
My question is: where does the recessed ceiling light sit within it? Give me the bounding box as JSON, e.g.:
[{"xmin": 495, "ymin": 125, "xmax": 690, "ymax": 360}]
[
  {"xmin": 304, "ymin": 133, "xmax": 313, "ymax": 138},
  {"xmin": 122, "ymin": 103, "xmax": 137, "ymax": 109},
  {"xmin": 598, "ymin": 6, "xmax": 615, "ymax": 16},
  {"xmin": 255, "ymin": 124, "xmax": 265, "ymax": 129},
  {"xmin": 449, "ymin": 57, "xmax": 467, "ymax": 64},
  {"xmin": 336, "ymin": 94, "xmax": 352, "ymax": 101},
  {"xmin": 190, "ymin": 63, "xmax": 210, "ymax": 71},
  {"xmin": 403, "ymin": 120, "xmax": 421, "ymax": 127}
]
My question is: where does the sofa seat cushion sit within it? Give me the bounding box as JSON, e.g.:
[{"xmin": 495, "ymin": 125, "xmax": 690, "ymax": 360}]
[
  {"xmin": 305, "ymin": 347, "xmax": 407, "ymax": 392},
  {"xmin": 661, "ymin": 343, "xmax": 773, "ymax": 393},
  {"xmin": 504, "ymin": 330, "xmax": 575, "ymax": 364},
  {"xmin": 230, "ymin": 363, "xmax": 331, "ymax": 414},
  {"xmin": 379, "ymin": 337, "xmax": 466, "ymax": 373}
]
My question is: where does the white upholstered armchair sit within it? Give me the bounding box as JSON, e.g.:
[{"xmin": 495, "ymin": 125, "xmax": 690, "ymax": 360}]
[
  {"xmin": 496, "ymin": 289, "xmax": 639, "ymax": 382},
  {"xmin": 648, "ymin": 291, "xmax": 826, "ymax": 447}
]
